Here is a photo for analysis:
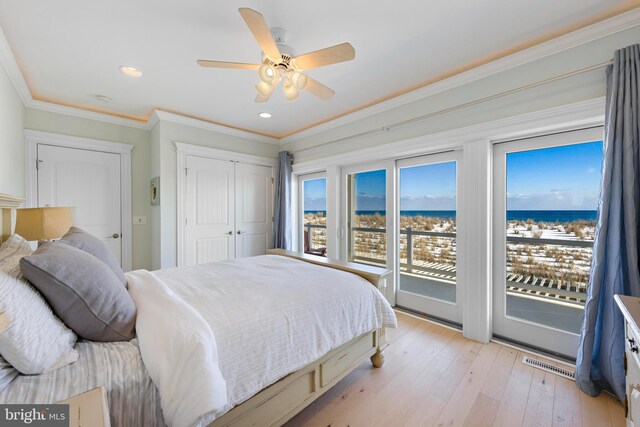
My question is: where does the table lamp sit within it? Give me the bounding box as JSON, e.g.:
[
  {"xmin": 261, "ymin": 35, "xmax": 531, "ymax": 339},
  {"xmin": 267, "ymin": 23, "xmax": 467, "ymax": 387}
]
[{"xmin": 14, "ymin": 207, "xmax": 73, "ymax": 241}]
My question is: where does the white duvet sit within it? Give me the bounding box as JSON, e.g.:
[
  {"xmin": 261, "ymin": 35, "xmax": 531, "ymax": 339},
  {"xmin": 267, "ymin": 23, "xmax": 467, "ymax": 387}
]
[{"xmin": 127, "ymin": 255, "xmax": 397, "ymax": 427}]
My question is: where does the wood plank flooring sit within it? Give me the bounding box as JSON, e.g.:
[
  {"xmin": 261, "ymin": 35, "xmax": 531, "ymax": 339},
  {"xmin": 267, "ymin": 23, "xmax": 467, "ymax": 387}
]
[{"xmin": 285, "ymin": 311, "xmax": 624, "ymax": 427}]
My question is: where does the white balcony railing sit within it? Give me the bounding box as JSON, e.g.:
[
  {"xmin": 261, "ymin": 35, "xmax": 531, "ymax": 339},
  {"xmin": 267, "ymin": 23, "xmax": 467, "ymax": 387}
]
[{"xmin": 304, "ymin": 223, "xmax": 593, "ymax": 305}]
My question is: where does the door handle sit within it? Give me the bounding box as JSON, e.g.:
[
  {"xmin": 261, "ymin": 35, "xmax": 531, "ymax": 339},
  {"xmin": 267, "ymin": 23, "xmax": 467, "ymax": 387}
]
[
  {"xmin": 237, "ymin": 230, "xmax": 244, "ymax": 235},
  {"xmin": 106, "ymin": 233, "xmax": 120, "ymax": 239},
  {"xmin": 227, "ymin": 231, "xmax": 233, "ymax": 235}
]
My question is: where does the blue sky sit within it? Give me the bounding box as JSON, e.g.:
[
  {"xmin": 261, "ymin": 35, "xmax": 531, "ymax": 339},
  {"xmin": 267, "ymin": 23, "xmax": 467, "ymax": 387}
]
[
  {"xmin": 400, "ymin": 162, "xmax": 456, "ymax": 210},
  {"xmin": 507, "ymin": 141, "xmax": 602, "ymax": 210},
  {"xmin": 303, "ymin": 178, "xmax": 327, "ymax": 210},
  {"xmin": 351, "ymin": 164, "xmax": 458, "ymax": 211},
  {"xmin": 303, "ymin": 141, "xmax": 603, "ymax": 212},
  {"xmin": 353, "ymin": 169, "xmax": 386, "ymax": 210}
]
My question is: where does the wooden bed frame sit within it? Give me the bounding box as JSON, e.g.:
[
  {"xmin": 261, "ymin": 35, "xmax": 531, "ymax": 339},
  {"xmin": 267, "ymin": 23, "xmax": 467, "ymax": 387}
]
[
  {"xmin": 209, "ymin": 249, "xmax": 392, "ymax": 427},
  {"xmin": 1, "ymin": 195, "xmax": 392, "ymax": 427}
]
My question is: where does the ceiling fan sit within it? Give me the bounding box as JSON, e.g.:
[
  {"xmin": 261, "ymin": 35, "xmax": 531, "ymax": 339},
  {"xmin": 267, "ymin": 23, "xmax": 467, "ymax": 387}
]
[{"xmin": 197, "ymin": 8, "xmax": 355, "ymax": 102}]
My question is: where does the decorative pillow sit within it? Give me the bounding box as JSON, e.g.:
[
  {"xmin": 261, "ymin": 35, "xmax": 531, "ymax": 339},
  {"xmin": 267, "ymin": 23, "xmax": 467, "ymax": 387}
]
[
  {"xmin": 0, "ymin": 355, "xmax": 18, "ymax": 392},
  {"xmin": 0, "ymin": 268, "xmax": 78, "ymax": 374},
  {"xmin": 20, "ymin": 242, "xmax": 136, "ymax": 342},
  {"xmin": 58, "ymin": 227, "xmax": 127, "ymax": 286},
  {"xmin": 0, "ymin": 234, "xmax": 33, "ymax": 271}
]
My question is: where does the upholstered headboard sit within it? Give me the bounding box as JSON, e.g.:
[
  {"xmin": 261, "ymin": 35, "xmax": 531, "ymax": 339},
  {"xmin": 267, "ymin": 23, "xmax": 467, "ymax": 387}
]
[{"xmin": 0, "ymin": 193, "xmax": 24, "ymax": 243}]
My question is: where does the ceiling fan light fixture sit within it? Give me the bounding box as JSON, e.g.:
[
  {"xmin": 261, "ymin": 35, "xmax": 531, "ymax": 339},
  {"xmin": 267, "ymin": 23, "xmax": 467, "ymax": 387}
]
[
  {"xmin": 291, "ymin": 71, "xmax": 308, "ymax": 90},
  {"xmin": 283, "ymin": 82, "xmax": 299, "ymax": 101},
  {"xmin": 258, "ymin": 64, "xmax": 277, "ymax": 83},
  {"xmin": 255, "ymin": 80, "xmax": 275, "ymax": 97}
]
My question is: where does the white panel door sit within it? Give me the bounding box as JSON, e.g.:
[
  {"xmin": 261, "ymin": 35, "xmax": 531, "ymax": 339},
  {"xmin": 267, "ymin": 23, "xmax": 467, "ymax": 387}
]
[
  {"xmin": 235, "ymin": 163, "xmax": 273, "ymax": 258},
  {"xmin": 37, "ymin": 144, "xmax": 122, "ymax": 262},
  {"xmin": 185, "ymin": 155, "xmax": 235, "ymax": 265}
]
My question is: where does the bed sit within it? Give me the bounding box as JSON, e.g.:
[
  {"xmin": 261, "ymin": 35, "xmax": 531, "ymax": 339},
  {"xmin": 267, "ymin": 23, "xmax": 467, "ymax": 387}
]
[{"xmin": 0, "ymin": 194, "xmax": 396, "ymax": 427}]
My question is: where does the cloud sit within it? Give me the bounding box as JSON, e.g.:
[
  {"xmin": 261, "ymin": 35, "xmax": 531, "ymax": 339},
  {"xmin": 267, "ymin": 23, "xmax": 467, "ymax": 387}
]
[
  {"xmin": 304, "ymin": 197, "xmax": 326, "ymax": 211},
  {"xmin": 507, "ymin": 190, "xmax": 598, "ymax": 210},
  {"xmin": 400, "ymin": 195, "xmax": 456, "ymax": 210},
  {"xmin": 355, "ymin": 194, "xmax": 386, "ymax": 210}
]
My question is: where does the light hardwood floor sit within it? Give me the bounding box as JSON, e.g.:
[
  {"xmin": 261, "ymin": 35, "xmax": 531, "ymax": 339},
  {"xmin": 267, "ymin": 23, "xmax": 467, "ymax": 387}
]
[{"xmin": 285, "ymin": 311, "xmax": 624, "ymax": 427}]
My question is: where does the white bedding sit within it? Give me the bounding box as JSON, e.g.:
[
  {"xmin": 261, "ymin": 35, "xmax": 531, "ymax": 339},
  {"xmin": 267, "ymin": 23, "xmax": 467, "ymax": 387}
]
[{"xmin": 127, "ymin": 255, "xmax": 396, "ymax": 427}]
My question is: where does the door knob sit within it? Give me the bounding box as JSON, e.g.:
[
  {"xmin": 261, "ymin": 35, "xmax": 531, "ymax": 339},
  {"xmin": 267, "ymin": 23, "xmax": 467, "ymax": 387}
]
[
  {"xmin": 237, "ymin": 230, "xmax": 244, "ymax": 234},
  {"xmin": 107, "ymin": 233, "xmax": 120, "ymax": 239},
  {"xmin": 227, "ymin": 231, "xmax": 233, "ymax": 235}
]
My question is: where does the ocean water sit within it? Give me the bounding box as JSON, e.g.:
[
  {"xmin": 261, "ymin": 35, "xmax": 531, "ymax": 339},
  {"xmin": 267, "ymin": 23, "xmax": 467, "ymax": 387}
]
[{"xmin": 304, "ymin": 210, "xmax": 598, "ymax": 223}]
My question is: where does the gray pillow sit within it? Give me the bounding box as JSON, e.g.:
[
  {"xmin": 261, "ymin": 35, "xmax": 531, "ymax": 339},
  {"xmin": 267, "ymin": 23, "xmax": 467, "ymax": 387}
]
[
  {"xmin": 19, "ymin": 242, "xmax": 136, "ymax": 342},
  {"xmin": 58, "ymin": 227, "xmax": 127, "ymax": 287},
  {"xmin": 0, "ymin": 355, "xmax": 18, "ymax": 392}
]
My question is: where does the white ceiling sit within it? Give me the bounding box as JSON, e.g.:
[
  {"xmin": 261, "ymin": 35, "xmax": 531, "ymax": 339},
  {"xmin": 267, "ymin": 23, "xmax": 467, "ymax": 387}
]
[{"xmin": 0, "ymin": 0, "xmax": 634, "ymax": 138}]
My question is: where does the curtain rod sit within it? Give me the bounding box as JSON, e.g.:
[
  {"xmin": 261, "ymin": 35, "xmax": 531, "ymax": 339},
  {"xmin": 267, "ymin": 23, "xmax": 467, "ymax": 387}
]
[{"xmin": 300, "ymin": 59, "xmax": 613, "ymax": 150}]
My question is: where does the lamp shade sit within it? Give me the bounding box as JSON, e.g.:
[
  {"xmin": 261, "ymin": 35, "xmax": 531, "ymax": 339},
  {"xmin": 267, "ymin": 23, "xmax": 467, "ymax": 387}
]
[{"xmin": 15, "ymin": 207, "xmax": 73, "ymax": 241}]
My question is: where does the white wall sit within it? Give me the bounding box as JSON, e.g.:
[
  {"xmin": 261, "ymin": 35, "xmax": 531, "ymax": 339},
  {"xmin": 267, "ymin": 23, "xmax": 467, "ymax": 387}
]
[
  {"xmin": 150, "ymin": 119, "xmax": 280, "ymax": 269},
  {"xmin": 0, "ymin": 63, "xmax": 24, "ymax": 197}
]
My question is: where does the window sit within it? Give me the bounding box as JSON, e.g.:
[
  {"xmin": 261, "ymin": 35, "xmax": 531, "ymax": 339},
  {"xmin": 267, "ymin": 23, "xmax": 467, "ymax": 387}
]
[
  {"xmin": 398, "ymin": 160, "xmax": 457, "ymax": 303},
  {"xmin": 300, "ymin": 174, "xmax": 327, "ymax": 256},
  {"xmin": 504, "ymin": 141, "xmax": 601, "ymax": 333},
  {"xmin": 346, "ymin": 169, "xmax": 387, "ymax": 266},
  {"xmin": 493, "ymin": 127, "xmax": 603, "ymax": 357}
]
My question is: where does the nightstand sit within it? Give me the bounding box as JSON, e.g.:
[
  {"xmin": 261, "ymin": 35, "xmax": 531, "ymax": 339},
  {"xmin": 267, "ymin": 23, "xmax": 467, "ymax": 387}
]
[
  {"xmin": 615, "ymin": 295, "xmax": 640, "ymax": 427},
  {"xmin": 58, "ymin": 386, "xmax": 111, "ymax": 427}
]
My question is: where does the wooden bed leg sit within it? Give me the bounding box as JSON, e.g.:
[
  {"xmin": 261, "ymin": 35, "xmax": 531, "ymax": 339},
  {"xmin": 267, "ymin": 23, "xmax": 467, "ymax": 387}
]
[{"xmin": 370, "ymin": 347, "xmax": 384, "ymax": 368}]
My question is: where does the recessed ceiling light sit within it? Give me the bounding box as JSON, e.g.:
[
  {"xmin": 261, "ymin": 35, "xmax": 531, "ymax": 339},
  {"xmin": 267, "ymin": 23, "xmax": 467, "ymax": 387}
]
[
  {"xmin": 95, "ymin": 94, "xmax": 112, "ymax": 103},
  {"xmin": 259, "ymin": 112, "xmax": 272, "ymax": 118},
  {"xmin": 120, "ymin": 66, "xmax": 143, "ymax": 78}
]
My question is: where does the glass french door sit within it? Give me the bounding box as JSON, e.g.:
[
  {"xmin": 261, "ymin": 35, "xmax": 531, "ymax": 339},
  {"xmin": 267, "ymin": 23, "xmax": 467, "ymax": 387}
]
[
  {"xmin": 492, "ymin": 127, "xmax": 604, "ymax": 358},
  {"xmin": 343, "ymin": 164, "xmax": 389, "ymax": 268},
  {"xmin": 395, "ymin": 152, "xmax": 462, "ymax": 324}
]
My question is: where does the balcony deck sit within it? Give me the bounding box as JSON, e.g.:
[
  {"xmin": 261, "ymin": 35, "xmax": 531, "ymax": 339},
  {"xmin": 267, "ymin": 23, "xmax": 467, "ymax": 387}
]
[{"xmin": 304, "ymin": 223, "xmax": 591, "ymax": 307}]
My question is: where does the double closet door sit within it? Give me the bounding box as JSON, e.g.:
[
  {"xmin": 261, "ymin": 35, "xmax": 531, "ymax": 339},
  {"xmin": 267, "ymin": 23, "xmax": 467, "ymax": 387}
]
[{"xmin": 183, "ymin": 155, "xmax": 274, "ymax": 266}]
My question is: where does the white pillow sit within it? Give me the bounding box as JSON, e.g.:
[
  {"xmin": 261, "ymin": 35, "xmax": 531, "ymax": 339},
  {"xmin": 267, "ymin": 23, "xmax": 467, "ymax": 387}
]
[
  {"xmin": 0, "ymin": 355, "xmax": 18, "ymax": 392},
  {"xmin": 0, "ymin": 235, "xmax": 78, "ymax": 374},
  {"xmin": 0, "ymin": 234, "xmax": 33, "ymax": 272}
]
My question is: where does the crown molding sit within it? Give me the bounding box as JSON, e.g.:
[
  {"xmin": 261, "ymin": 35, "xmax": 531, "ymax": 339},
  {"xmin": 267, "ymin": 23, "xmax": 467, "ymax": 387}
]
[
  {"xmin": 27, "ymin": 99, "xmax": 150, "ymax": 129},
  {"xmin": 154, "ymin": 110, "xmax": 279, "ymax": 144},
  {"xmin": 0, "ymin": 7, "xmax": 638, "ymax": 145},
  {"xmin": 279, "ymin": 7, "xmax": 640, "ymax": 144}
]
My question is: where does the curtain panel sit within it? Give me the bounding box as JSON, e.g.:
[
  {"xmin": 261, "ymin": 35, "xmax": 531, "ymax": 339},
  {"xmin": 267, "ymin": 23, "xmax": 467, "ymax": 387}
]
[
  {"xmin": 273, "ymin": 151, "xmax": 293, "ymax": 249},
  {"xmin": 576, "ymin": 44, "xmax": 640, "ymax": 401}
]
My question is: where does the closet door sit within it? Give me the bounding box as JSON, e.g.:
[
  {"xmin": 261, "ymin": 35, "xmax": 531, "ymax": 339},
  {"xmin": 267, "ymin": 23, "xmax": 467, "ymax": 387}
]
[
  {"xmin": 235, "ymin": 163, "xmax": 274, "ymax": 258},
  {"xmin": 184, "ymin": 155, "xmax": 235, "ymax": 265}
]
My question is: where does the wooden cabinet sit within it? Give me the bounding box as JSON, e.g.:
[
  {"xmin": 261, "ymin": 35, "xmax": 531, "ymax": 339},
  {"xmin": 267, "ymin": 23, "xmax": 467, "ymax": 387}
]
[{"xmin": 615, "ymin": 295, "xmax": 640, "ymax": 426}]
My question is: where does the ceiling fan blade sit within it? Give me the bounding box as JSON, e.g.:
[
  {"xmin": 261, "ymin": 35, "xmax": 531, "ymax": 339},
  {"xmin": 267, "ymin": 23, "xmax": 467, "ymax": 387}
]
[
  {"xmin": 197, "ymin": 60, "xmax": 260, "ymax": 70},
  {"xmin": 305, "ymin": 77, "xmax": 335, "ymax": 100},
  {"xmin": 255, "ymin": 93, "xmax": 270, "ymax": 103},
  {"xmin": 238, "ymin": 8, "xmax": 282, "ymax": 62},
  {"xmin": 294, "ymin": 43, "xmax": 355, "ymax": 70}
]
